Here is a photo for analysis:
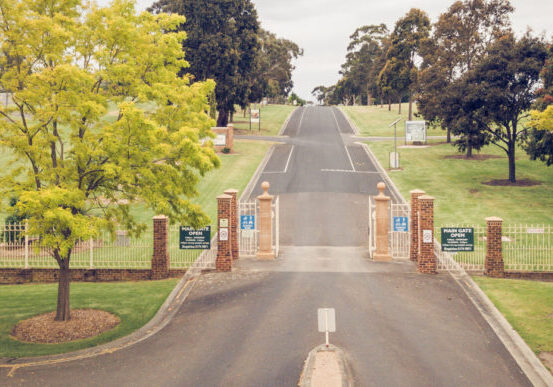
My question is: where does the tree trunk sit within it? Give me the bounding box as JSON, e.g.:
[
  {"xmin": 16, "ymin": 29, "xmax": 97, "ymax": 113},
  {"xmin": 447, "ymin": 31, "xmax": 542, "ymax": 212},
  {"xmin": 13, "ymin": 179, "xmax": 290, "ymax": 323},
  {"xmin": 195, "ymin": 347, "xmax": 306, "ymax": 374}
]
[
  {"xmin": 229, "ymin": 111, "xmax": 234, "ymax": 124},
  {"xmin": 508, "ymin": 145, "xmax": 516, "ymax": 183},
  {"xmin": 398, "ymin": 98, "xmax": 402, "ymax": 115},
  {"xmin": 466, "ymin": 142, "xmax": 473, "ymax": 158},
  {"xmin": 367, "ymin": 91, "xmax": 372, "ymax": 106},
  {"xmin": 446, "ymin": 127, "xmax": 451, "ymax": 143},
  {"xmin": 388, "ymin": 98, "xmax": 391, "ymax": 111},
  {"xmin": 55, "ymin": 258, "xmax": 71, "ymax": 321},
  {"xmin": 408, "ymin": 93, "xmax": 413, "ymax": 121},
  {"xmin": 217, "ymin": 108, "xmax": 229, "ymax": 127},
  {"xmin": 243, "ymin": 107, "xmax": 247, "ymax": 118}
]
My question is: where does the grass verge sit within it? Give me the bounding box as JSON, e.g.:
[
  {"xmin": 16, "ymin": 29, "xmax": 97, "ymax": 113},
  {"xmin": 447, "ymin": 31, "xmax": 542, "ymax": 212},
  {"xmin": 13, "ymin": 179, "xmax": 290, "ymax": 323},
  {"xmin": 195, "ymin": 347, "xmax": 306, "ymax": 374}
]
[
  {"xmin": 341, "ymin": 104, "xmax": 443, "ymax": 137},
  {"xmin": 0, "ymin": 279, "xmax": 177, "ymax": 358},
  {"xmin": 472, "ymin": 276, "xmax": 553, "ymax": 358},
  {"xmin": 366, "ymin": 139, "xmax": 553, "ymax": 225},
  {"xmin": 230, "ymin": 104, "xmax": 296, "ymax": 136}
]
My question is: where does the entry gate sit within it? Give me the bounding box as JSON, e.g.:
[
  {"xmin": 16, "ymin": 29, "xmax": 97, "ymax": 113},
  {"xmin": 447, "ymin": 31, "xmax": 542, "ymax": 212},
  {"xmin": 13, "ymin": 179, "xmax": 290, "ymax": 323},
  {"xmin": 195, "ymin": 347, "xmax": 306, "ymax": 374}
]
[
  {"xmin": 238, "ymin": 197, "xmax": 279, "ymax": 257},
  {"xmin": 368, "ymin": 197, "xmax": 410, "ymax": 259}
]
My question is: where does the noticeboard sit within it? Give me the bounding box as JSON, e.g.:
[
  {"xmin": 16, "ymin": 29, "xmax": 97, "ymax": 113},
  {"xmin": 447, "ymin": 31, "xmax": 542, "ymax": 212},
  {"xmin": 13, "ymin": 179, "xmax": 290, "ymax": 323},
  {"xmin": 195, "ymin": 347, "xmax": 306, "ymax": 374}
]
[
  {"xmin": 405, "ymin": 121, "xmax": 426, "ymax": 143},
  {"xmin": 441, "ymin": 228, "xmax": 474, "ymax": 252},
  {"xmin": 214, "ymin": 134, "xmax": 227, "ymax": 146},
  {"xmin": 250, "ymin": 109, "xmax": 260, "ymax": 123},
  {"xmin": 179, "ymin": 226, "xmax": 211, "ymax": 250}
]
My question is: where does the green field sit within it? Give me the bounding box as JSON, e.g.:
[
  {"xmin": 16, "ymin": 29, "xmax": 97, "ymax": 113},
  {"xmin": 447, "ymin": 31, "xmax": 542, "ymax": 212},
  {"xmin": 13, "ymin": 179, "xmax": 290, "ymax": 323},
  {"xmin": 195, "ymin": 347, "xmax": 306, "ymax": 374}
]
[
  {"xmin": 341, "ymin": 104, "xmax": 444, "ymax": 137},
  {"xmin": 473, "ymin": 276, "xmax": 553, "ymax": 359},
  {"xmin": 0, "ymin": 279, "xmax": 178, "ymax": 358},
  {"xmin": 230, "ymin": 104, "xmax": 296, "ymax": 136},
  {"xmin": 366, "ymin": 139, "xmax": 553, "ymax": 226}
]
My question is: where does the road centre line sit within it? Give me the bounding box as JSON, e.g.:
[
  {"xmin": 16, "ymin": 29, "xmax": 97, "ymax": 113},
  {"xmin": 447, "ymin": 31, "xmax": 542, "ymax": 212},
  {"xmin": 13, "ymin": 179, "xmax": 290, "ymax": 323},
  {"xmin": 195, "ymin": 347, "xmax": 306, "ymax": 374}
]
[
  {"xmin": 284, "ymin": 145, "xmax": 295, "ymax": 173},
  {"xmin": 344, "ymin": 145, "xmax": 356, "ymax": 172},
  {"xmin": 297, "ymin": 107, "xmax": 306, "ymax": 135}
]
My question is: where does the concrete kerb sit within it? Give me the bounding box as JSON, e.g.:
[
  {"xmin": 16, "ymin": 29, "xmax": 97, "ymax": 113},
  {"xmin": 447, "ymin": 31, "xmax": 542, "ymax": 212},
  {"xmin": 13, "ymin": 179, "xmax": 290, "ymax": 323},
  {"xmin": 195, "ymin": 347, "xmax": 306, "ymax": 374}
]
[
  {"xmin": 336, "ymin": 106, "xmax": 360, "ymax": 136},
  {"xmin": 350, "ymin": 114, "xmax": 552, "ymax": 384},
  {"xmin": 299, "ymin": 344, "xmax": 353, "ymax": 387},
  {"xmin": 278, "ymin": 106, "xmax": 300, "ymax": 136},
  {"xmin": 0, "ymin": 269, "xmax": 200, "ymax": 375}
]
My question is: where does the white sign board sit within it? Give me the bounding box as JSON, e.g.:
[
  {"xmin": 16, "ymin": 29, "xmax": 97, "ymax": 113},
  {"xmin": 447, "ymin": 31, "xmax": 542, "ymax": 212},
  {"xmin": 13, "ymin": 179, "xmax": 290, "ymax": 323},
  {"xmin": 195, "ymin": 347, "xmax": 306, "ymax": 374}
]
[
  {"xmin": 405, "ymin": 121, "xmax": 426, "ymax": 143},
  {"xmin": 317, "ymin": 308, "xmax": 336, "ymax": 333},
  {"xmin": 219, "ymin": 228, "xmax": 228, "ymax": 241},
  {"xmin": 219, "ymin": 218, "xmax": 228, "ymax": 228},
  {"xmin": 250, "ymin": 109, "xmax": 260, "ymax": 123},
  {"xmin": 214, "ymin": 134, "xmax": 227, "ymax": 146},
  {"xmin": 423, "ymin": 229, "xmax": 433, "ymax": 243}
]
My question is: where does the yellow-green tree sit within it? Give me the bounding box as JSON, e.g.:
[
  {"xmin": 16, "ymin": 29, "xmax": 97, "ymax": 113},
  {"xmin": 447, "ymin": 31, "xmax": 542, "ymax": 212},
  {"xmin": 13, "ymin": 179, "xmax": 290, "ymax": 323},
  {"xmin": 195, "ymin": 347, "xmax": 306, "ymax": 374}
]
[{"xmin": 0, "ymin": 0, "xmax": 219, "ymax": 321}]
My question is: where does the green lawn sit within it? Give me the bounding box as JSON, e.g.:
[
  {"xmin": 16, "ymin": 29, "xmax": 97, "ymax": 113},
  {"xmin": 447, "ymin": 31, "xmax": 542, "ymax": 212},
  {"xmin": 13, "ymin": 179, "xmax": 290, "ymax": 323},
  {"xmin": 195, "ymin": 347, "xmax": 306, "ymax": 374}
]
[
  {"xmin": 473, "ymin": 276, "xmax": 553, "ymax": 358},
  {"xmin": 341, "ymin": 104, "xmax": 444, "ymax": 137},
  {"xmin": 0, "ymin": 279, "xmax": 178, "ymax": 358},
  {"xmin": 366, "ymin": 139, "xmax": 553, "ymax": 226},
  {"xmin": 230, "ymin": 104, "xmax": 296, "ymax": 136}
]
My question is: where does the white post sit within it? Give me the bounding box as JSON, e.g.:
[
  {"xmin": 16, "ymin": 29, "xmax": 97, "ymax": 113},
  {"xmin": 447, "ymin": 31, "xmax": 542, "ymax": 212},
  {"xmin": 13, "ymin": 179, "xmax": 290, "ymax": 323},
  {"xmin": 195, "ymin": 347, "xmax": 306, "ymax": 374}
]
[
  {"xmin": 24, "ymin": 220, "xmax": 29, "ymax": 269},
  {"xmin": 89, "ymin": 237, "xmax": 94, "ymax": 269}
]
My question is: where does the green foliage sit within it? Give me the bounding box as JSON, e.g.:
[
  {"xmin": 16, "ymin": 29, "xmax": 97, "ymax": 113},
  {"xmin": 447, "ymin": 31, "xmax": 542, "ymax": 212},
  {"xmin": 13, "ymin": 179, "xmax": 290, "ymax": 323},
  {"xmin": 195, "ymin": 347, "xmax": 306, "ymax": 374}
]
[
  {"xmin": 149, "ymin": 0, "xmax": 260, "ymax": 126},
  {"xmin": 0, "ymin": 0, "xmax": 219, "ymax": 262},
  {"xmin": 288, "ymin": 92, "xmax": 306, "ymax": 106}
]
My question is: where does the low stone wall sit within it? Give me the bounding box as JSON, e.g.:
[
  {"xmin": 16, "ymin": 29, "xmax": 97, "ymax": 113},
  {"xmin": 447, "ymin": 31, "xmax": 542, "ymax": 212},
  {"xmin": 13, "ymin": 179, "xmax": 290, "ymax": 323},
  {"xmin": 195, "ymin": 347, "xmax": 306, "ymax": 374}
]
[{"xmin": 0, "ymin": 268, "xmax": 187, "ymax": 284}]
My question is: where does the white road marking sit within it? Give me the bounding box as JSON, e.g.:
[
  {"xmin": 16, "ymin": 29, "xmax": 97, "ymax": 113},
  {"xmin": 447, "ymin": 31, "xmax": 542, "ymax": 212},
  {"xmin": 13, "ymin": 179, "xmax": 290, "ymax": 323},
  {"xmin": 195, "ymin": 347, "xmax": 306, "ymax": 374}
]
[
  {"xmin": 331, "ymin": 108, "xmax": 341, "ymax": 133},
  {"xmin": 284, "ymin": 145, "xmax": 295, "ymax": 173},
  {"xmin": 344, "ymin": 145, "xmax": 356, "ymax": 171},
  {"xmin": 320, "ymin": 169, "xmax": 381, "ymax": 174},
  {"xmin": 297, "ymin": 107, "xmax": 306, "ymax": 135}
]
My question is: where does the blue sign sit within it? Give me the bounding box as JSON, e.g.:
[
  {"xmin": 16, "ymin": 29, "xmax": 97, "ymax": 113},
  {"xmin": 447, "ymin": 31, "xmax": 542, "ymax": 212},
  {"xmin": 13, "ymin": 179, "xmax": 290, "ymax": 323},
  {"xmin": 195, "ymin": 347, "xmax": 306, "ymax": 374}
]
[
  {"xmin": 240, "ymin": 215, "xmax": 255, "ymax": 230},
  {"xmin": 393, "ymin": 217, "xmax": 409, "ymax": 232}
]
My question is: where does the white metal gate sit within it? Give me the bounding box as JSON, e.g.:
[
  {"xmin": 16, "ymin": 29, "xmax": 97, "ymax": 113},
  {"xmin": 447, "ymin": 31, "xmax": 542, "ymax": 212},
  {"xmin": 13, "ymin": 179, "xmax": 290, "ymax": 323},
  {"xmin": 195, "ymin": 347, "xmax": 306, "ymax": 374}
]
[
  {"xmin": 238, "ymin": 197, "xmax": 279, "ymax": 257},
  {"xmin": 390, "ymin": 203, "xmax": 410, "ymax": 259},
  {"xmin": 369, "ymin": 196, "xmax": 376, "ymax": 258}
]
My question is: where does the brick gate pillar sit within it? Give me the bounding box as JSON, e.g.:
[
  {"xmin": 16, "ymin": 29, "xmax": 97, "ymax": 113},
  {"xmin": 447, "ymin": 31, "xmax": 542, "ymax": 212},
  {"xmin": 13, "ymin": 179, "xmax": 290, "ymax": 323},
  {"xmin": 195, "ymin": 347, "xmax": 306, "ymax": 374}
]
[
  {"xmin": 418, "ymin": 195, "xmax": 437, "ymax": 274},
  {"xmin": 224, "ymin": 189, "xmax": 239, "ymax": 260},
  {"xmin": 257, "ymin": 182, "xmax": 274, "ymax": 260},
  {"xmin": 152, "ymin": 215, "xmax": 169, "ymax": 279},
  {"xmin": 410, "ymin": 189, "xmax": 425, "ymax": 262},
  {"xmin": 216, "ymin": 194, "xmax": 233, "ymax": 272},
  {"xmin": 485, "ymin": 217, "xmax": 504, "ymax": 278},
  {"xmin": 374, "ymin": 182, "xmax": 392, "ymax": 262}
]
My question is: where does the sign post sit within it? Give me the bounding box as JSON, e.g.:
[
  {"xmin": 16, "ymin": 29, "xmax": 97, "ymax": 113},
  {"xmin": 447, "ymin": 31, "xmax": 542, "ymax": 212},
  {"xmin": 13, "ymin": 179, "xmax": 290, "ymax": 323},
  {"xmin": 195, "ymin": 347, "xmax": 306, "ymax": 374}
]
[
  {"xmin": 317, "ymin": 308, "xmax": 336, "ymax": 347},
  {"xmin": 441, "ymin": 228, "xmax": 474, "ymax": 252},
  {"xmin": 179, "ymin": 226, "xmax": 211, "ymax": 250}
]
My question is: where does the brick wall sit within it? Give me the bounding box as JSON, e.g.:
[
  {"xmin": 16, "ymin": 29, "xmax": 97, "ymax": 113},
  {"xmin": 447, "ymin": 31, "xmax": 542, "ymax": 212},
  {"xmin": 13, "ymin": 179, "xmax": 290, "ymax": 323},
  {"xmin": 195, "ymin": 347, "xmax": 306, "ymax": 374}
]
[
  {"xmin": 152, "ymin": 215, "xmax": 169, "ymax": 280},
  {"xmin": 0, "ymin": 268, "xmax": 187, "ymax": 284},
  {"xmin": 418, "ymin": 195, "xmax": 436, "ymax": 274},
  {"xmin": 410, "ymin": 190, "xmax": 425, "ymax": 262},
  {"xmin": 216, "ymin": 194, "xmax": 233, "ymax": 272}
]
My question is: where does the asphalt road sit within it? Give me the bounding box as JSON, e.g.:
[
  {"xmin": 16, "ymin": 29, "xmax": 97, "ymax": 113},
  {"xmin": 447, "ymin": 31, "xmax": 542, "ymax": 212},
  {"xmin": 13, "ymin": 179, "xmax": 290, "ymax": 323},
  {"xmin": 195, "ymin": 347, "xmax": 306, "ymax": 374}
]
[{"xmin": 2, "ymin": 106, "xmax": 530, "ymax": 386}]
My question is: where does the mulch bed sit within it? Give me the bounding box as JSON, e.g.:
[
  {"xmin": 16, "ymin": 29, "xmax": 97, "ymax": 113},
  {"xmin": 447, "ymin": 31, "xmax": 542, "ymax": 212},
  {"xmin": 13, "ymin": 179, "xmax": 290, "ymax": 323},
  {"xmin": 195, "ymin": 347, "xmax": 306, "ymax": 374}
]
[
  {"xmin": 444, "ymin": 154, "xmax": 502, "ymax": 161},
  {"xmin": 483, "ymin": 178, "xmax": 541, "ymax": 187},
  {"xmin": 12, "ymin": 309, "xmax": 120, "ymax": 344}
]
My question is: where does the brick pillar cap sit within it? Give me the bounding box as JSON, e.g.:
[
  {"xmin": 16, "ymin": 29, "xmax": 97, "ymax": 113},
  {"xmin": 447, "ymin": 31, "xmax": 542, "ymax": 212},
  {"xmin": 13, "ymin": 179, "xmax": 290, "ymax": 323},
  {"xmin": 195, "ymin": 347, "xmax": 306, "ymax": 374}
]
[
  {"xmin": 224, "ymin": 189, "xmax": 239, "ymax": 194},
  {"xmin": 486, "ymin": 217, "xmax": 503, "ymax": 222},
  {"xmin": 410, "ymin": 189, "xmax": 426, "ymax": 195},
  {"xmin": 153, "ymin": 215, "xmax": 168, "ymax": 220},
  {"xmin": 217, "ymin": 194, "xmax": 232, "ymax": 200},
  {"xmin": 419, "ymin": 195, "xmax": 435, "ymax": 201}
]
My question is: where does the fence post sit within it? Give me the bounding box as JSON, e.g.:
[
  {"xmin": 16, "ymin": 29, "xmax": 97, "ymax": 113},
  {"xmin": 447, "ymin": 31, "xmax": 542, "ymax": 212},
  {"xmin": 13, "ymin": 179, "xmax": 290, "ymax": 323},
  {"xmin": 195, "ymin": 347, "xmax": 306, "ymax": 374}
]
[
  {"xmin": 152, "ymin": 215, "xmax": 169, "ymax": 279},
  {"xmin": 485, "ymin": 217, "xmax": 504, "ymax": 278},
  {"xmin": 224, "ymin": 189, "xmax": 239, "ymax": 260},
  {"xmin": 410, "ymin": 190, "xmax": 425, "ymax": 262},
  {"xmin": 374, "ymin": 182, "xmax": 392, "ymax": 262},
  {"xmin": 257, "ymin": 182, "xmax": 274, "ymax": 260},
  {"xmin": 24, "ymin": 220, "xmax": 29, "ymax": 269},
  {"xmin": 216, "ymin": 194, "xmax": 233, "ymax": 271},
  {"xmin": 418, "ymin": 195, "xmax": 437, "ymax": 274},
  {"xmin": 89, "ymin": 237, "xmax": 94, "ymax": 269}
]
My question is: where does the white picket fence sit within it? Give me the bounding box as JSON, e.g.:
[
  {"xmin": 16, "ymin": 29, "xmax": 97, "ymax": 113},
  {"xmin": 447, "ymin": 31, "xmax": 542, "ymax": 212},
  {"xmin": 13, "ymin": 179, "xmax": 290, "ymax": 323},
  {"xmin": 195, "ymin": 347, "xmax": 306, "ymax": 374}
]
[
  {"xmin": 0, "ymin": 222, "xmax": 210, "ymax": 269},
  {"xmin": 435, "ymin": 224, "xmax": 553, "ymax": 272}
]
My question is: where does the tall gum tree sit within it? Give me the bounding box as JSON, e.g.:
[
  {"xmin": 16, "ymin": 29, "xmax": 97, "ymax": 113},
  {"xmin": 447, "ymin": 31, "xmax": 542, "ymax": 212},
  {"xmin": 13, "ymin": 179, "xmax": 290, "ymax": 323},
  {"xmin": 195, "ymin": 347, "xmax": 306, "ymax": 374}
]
[
  {"xmin": 149, "ymin": 0, "xmax": 260, "ymax": 127},
  {"xmin": 0, "ymin": 0, "xmax": 219, "ymax": 321}
]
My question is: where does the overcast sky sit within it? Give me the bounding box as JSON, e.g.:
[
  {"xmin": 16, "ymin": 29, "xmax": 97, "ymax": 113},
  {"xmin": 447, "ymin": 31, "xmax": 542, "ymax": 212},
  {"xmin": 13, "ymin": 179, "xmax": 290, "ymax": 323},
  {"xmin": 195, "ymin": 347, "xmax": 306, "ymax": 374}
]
[{"xmin": 120, "ymin": 0, "xmax": 553, "ymax": 101}]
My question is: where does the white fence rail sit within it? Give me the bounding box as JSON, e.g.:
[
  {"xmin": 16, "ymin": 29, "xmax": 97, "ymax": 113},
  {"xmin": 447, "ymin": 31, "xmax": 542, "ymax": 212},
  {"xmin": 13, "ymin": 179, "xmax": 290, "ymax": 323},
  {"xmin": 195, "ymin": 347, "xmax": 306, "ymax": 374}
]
[
  {"xmin": 0, "ymin": 222, "xmax": 214, "ymax": 270},
  {"xmin": 435, "ymin": 224, "xmax": 553, "ymax": 272},
  {"xmin": 238, "ymin": 196, "xmax": 279, "ymax": 258},
  {"xmin": 368, "ymin": 197, "xmax": 376, "ymax": 258},
  {"xmin": 390, "ymin": 203, "xmax": 410, "ymax": 259}
]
